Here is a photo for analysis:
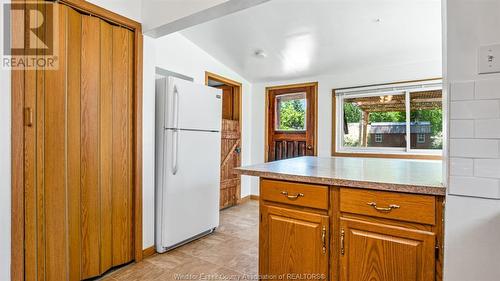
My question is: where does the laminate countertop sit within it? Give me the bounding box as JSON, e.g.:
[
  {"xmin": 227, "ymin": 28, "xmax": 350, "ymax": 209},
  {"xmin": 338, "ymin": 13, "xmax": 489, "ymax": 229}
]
[{"xmin": 235, "ymin": 156, "xmax": 446, "ymax": 196}]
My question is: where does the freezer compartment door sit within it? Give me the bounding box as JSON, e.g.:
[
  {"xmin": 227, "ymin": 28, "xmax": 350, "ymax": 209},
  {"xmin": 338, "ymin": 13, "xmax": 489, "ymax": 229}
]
[
  {"xmin": 166, "ymin": 77, "xmax": 222, "ymax": 131},
  {"xmin": 159, "ymin": 129, "xmax": 221, "ymax": 248}
]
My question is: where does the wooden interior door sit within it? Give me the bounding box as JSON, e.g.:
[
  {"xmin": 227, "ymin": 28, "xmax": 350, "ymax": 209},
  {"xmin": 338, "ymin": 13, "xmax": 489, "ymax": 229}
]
[
  {"xmin": 340, "ymin": 218, "xmax": 435, "ymax": 281},
  {"xmin": 220, "ymin": 119, "xmax": 241, "ymax": 209},
  {"xmin": 267, "ymin": 84, "xmax": 317, "ymax": 162},
  {"xmin": 260, "ymin": 205, "xmax": 329, "ymax": 280},
  {"xmin": 214, "ymin": 82, "xmax": 241, "ymax": 209},
  {"xmin": 220, "ymin": 85, "xmax": 239, "ymax": 120},
  {"xmin": 22, "ymin": 4, "xmax": 136, "ymax": 280}
]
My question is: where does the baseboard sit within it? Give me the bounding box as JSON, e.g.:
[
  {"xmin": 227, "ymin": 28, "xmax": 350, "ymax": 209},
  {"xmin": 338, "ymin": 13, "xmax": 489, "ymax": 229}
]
[
  {"xmin": 142, "ymin": 246, "xmax": 156, "ymax": 258},
  {"xmin": 239, "ymin": 195, "xmax": 251, "ymax": 204},
  {"xmin": 239, "ymin": 194, "xmax": 260, "ymax": 204}
]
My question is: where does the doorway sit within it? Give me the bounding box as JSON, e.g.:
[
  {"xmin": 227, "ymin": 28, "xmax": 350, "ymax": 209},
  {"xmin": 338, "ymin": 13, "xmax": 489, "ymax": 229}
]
[
  {"xmin": 266, "ymin": 82, "xmax": 318, "ymax": 162},
  {"xmin": 205, "ymin": 72, "xmax": 243, "ymax": 210}
]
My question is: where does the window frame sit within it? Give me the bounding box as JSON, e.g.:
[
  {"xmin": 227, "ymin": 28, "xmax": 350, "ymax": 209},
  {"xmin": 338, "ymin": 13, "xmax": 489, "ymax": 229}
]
[
  {"xmin": 332, "ymin": 79, "xmax": 443, "ymax": 160},
  {"xmin": 417, "ymin": 133, "xmax": 426, "ymax": 144},
  {"xmin": 274, "ymin": 92, "xmax": 308, "ymax": 132},
  {"xmin": 375, "ymin": 134, "xmax": 383, "ymax": 143}
]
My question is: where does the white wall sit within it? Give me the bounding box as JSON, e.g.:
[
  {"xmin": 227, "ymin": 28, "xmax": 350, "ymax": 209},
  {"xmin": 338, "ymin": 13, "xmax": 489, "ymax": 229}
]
[
  {"xmin": 142, "ymin": 0, "xmax": 228, "ymax": 32},
  {"xmin": 86, "ymin": 0, "xmax": 142, "ymax": 22},
  {"xmin": 142, "ymin": 35, "xmax": 157, "ymax": 249},
  {"xmin": 444, "ymin": 0, "xmax": 500, "ymax": 280},
  {"xmin": 140, "ymin": 32, "xmax": 253, "ymax": 249},
  {"xmin": 0, "ymin": 1, "xmax": 12, "ymax": 280},
  {"xmin": 249, "ymin": 61, "xmax": 442, "ymax": 194},
  {"xmin": 142, "ymin": 0, "xmax": 270, "ymax": 38}
]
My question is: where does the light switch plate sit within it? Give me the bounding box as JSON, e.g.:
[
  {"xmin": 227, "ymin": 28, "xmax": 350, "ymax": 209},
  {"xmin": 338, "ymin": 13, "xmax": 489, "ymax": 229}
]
[{"xmin": 479, "ymin": 44, "xmax": 500, "ymax": 74}]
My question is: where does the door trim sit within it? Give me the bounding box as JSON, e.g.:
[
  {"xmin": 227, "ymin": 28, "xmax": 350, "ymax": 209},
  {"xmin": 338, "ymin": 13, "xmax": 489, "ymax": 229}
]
[
  {"xmin": 204, "ymin": 71, "xmax": 243, "ymax": 133},
  {"xmin": 11, "ymin": 1, "xmax": 143, "ymax": 279},
  {"xmin": 265, "ymin": 82, "xmax": 318, "ymax": 162},
  {"xmin": 204, "ymin": 71, "xmax": 243, "ymax": 205}
]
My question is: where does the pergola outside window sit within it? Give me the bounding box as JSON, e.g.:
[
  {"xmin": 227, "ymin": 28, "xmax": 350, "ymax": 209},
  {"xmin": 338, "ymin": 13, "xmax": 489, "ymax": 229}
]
[{"xmin": 334, "ymin": 80, "xmax": 443, "ymax": 158}]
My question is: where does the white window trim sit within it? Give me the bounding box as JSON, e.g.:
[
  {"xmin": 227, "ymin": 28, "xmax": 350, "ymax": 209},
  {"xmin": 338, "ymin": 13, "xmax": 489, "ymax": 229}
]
[
  {"xmin": 335, "ymin": 80, "xmax": 443, "ymax": 156},
  {"xmin": 375, "ymin": 134, "xmax": 383, "ymax": 143},
  {"xmin": 417, "ymin": 133, "xmax": 426, "ymax": 143}
]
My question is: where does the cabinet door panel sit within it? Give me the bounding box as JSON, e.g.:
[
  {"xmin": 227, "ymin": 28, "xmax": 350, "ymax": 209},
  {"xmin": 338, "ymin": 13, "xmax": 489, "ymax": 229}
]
[
  {"xmin": 261, "ymin": 205, "xmax": 329, "ymax": 280},
  {"xmin": 340, "ymin": 218, "xmax": 435, "ymax": 281}
]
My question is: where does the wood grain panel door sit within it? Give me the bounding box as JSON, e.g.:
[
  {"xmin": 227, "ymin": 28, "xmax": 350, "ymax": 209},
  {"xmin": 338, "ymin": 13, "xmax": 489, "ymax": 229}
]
[
  {"xmin": 220, "ymin": 119, "xmax": 241, "ymax": 209},
  {"xmin": 21, "ymin": 3, "xmax": 136, "ymax": 280},
  {"xmin": 340, "ymin": 218, "xmax": 435, "ymax": 281},
  {"xmin": 67, "ymin": 6, "xmax": 83, "ymax": 281},
  {"xmin": 81, "ymin": 14, "xmax": 101, "ymax": 278},
  {"xmin": 267, "ymin": 83, "xmax": 317, "ymax": 162},
  {"xmin": 111, "ymin": 25, "xmax": 135, "ymax": 267},
  {"xmin": 99, "ymin": 18, "xmax": 114, "ymax": 274},
  {"xmin": 260, "ymin": 205, "xmax": 329, "ymax": 280},
  {"xmin": 43, "ymin": 4, "xmax": 69, "ymax": 279}
]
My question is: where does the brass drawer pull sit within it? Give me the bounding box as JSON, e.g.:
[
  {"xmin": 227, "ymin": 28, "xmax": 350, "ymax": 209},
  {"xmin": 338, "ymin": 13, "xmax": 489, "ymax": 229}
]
[
  {"xmin": 321, "ymin": 226, "xmax": 326, "ymax": 254},
  {"xmin": 280, "ymin": 191, "xmax": 304, "ymax": 200},
  {"xmin": 340, "ymin": 228, "xmax": 345, "ymax": 256},
  {"xmin": 367, "ymin": 202, "xmax": 400, "ymax": 212}
]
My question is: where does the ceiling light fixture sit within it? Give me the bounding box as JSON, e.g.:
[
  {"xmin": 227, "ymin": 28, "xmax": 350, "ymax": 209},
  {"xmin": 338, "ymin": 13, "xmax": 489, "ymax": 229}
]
[{"xmin": 254, "ymin": 49, "xmax": 267, "ymax": 58}]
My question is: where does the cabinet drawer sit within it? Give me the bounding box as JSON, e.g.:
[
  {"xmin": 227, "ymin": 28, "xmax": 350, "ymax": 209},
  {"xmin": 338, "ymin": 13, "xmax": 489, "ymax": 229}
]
[
  {"xmin": 340, "ymin": 188, "xmax": 436, "ymax": 225},
  {"xmin": 261, "ymin": 179, "xmax": 328, "ymax": 210}
]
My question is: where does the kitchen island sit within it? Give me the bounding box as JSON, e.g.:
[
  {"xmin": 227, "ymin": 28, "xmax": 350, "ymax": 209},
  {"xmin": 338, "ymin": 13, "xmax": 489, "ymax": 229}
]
[{"xmin": 235, "ymin": 156, "xmax": 445, "ymax": 281}]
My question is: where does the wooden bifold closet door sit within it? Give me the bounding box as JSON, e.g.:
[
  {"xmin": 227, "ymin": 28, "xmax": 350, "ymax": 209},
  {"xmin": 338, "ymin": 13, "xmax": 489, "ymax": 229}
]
[{"xmin": 23, "ymin": 4, "xmax": 135, "ymax": 280}]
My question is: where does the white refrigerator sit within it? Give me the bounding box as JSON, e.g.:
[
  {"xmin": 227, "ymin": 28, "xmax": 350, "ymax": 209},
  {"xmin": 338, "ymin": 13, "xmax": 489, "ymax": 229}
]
[{"xmin": 155, "ymin": 76, "xmax": 222, "ymax": 253}]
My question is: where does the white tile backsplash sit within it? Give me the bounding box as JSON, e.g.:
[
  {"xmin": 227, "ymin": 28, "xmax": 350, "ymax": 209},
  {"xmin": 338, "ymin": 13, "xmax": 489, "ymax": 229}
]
[
  {"xmin": 474, "ymin": 159, "xmax": 500, "ymax": 179},
  {"xmin": 451, "ymin": 81, "xmax": 475, "ymax": 101},
  {"xmin": 449, "ymin": 176, "xmax": 500, "ymax": 199},
  {"xmin": 449, "ymin": 79, "xmax": 500, "ymax": 199},
  {"xmin": 475, "ymin": 79, "xmax": 500, "ymax": 100},
  {"xmin": 450, "ymin": 139, "xmax": 500, "ymax": 158},
  {"xmin": 475, "ymin": 119, "xmax": 500, "ymax": 138},
  {"xmin": 450, "ymin": 158, "xmax": 474, "ymax": 176},
  {"xmin": 450, "ymin": 100, "xmax": 500, "ymax": 119},
  {"xmin": 450, "ymin": 120, "xmax": 474, "ymax": 138}
]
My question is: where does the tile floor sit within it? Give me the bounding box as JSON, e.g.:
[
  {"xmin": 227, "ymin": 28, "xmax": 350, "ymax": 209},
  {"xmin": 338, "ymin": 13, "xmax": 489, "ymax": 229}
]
[{"xmin": 101, "ymin": 200, "xmax": 259, "ymax": 281}]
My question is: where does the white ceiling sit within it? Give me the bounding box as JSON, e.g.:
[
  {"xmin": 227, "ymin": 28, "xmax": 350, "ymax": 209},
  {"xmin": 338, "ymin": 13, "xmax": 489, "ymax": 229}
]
[{"xmin": 181, "ymin": 0, "xmax": 442, "ymax": 83}]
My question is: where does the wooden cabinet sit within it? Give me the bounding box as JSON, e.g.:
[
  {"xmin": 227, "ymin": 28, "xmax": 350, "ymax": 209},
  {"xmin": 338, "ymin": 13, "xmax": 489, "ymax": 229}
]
[
  {"xmin": 260, "ymin": 205, "xmax": 329, "ymax": 281},
  {"xmin": 339, "ymin": 218, "xmax": 435, "ymax": 281},
  {"xmin": 259, "ymin": 179, "xmax": 444, "ymax": 281},
  {"xmin": 261, "ymin": 179, "xmax": 329, "ymax": 210}
]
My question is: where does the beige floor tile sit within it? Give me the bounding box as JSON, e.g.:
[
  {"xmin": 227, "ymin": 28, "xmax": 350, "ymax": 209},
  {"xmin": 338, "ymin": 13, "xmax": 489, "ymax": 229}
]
[{"xmin": 99, "ymin": 200, "xmax": 259, "ymax": 280}]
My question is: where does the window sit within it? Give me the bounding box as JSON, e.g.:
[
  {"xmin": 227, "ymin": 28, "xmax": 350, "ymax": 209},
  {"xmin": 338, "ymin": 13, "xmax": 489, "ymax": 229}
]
[
  {"xmin": 275, "ymin": 92, "xmax": 307, "ymax": 131},
  {"xmin": 334, "ymin": 80, "xmax": 443, "ymax": 157},
  {"xmin": 410, "ymin": 91, "xmax": 443, "ymax": 150},
  {"xmin": 417, "ymin": 133, "xmax": 426, "ymax": 144}
]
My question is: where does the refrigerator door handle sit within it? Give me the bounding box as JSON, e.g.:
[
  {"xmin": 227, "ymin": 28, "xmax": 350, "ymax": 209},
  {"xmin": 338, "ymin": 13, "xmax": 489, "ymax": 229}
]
[
  {"xmin": 172, "ymin": 129, "xmax": 179, "ymax": 175},
  {"xmin": 173, "ymin": 85, "xmax": 180, "ymax": 129}
]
